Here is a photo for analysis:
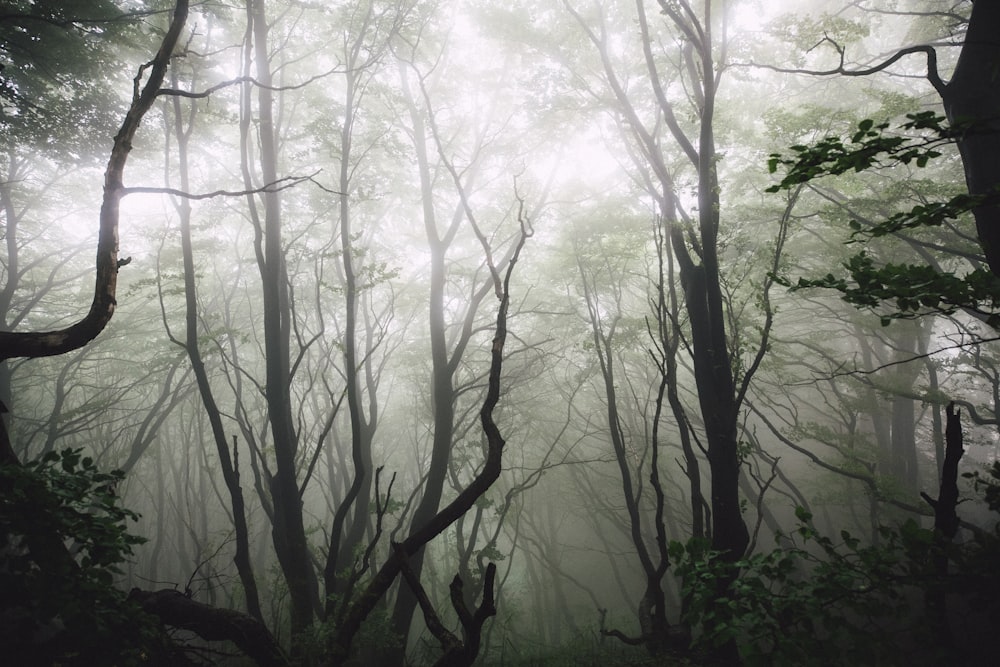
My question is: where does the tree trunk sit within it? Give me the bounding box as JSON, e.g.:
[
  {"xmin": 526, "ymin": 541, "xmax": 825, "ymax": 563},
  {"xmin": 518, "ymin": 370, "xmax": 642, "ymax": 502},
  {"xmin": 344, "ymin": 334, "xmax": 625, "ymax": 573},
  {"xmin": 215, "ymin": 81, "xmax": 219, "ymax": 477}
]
[
  {"xmin": 943, "ymin": 1, "xmax": 1000, "ymax": 275},
  {"xmin": 920, "ymin": 403, "xmax": 963, "ymax": 652},
  {"xmin": 165, "ymin": 63, "xmax": 264, "ymax": 622},
  {"xmin": 387, "ymin": 65, "xmax": 458, "ymax": 657},
  {"xmin": 246, "ymin": 0, "xmax": 319, "ymax": 642},
  {"xmin": 324, "ymin": 51, "xmax": 375, "ymax": 615},
  {"xmin": 331, "ymin": 230, "xmax": 527, "ymax": 665}
]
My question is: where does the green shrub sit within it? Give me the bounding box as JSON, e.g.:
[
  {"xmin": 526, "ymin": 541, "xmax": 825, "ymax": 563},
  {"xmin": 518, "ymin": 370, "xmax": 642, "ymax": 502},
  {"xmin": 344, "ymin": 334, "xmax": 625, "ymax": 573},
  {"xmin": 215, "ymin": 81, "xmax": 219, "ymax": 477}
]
[
  {"xmin": 671, "ymin": 508, "xmax": 936, "ymax": 666},
  {"xmin": 0, "ymin": 448, "xmax": 161, "ymax": 665}
]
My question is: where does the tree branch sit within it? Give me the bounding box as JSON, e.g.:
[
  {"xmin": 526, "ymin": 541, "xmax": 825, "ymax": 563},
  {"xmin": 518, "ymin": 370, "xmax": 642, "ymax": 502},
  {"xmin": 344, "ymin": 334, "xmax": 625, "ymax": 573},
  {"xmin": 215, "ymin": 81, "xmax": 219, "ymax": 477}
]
[
  {"xmin": 128, "ymin": 589, "xmax": 287, "ymax": 667},
  {"xmin": 156, "ymin": 65, "xmax": 342, "ymax": 98},
  {"xmin": 744, "ymin": 41, "xmax": 946, "ymax": 96},
  {"xmin": 0, "ymin": 0, "xmax": 189, "ymax": 360},
  {"xmin": 121, "ymin": 173, "xmax": 319, "ymax": 199}
]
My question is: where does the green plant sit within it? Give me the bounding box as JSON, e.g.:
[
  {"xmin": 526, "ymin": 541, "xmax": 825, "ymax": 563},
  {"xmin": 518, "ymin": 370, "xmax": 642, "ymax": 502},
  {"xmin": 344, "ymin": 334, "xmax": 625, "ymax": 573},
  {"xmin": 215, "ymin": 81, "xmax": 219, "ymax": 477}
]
[
  {"xmin": 298, "ymin": 595, "xmax": 402, "ymax": 666},
  {"xmin": 670, "ymin": 508, "xmax": 934, "ymax": 666},
  {"xmin": 0, "ymin": 448, "xmax": 161, "ymax": 665},
  {"xmin": 767, "ymin": 113, "xmax": 1000, "ymax": 325}
]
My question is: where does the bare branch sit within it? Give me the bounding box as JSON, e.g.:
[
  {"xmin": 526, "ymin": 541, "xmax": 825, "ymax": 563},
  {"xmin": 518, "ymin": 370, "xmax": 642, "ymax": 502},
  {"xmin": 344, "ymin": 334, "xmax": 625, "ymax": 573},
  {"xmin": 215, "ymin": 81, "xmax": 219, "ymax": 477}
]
[
  {"xmin": 157, "ymin": 65, "xmax": 343, "ymax": 99},
  {"xmin": 743, "ymin": 42, "xmax": 947, "ymax": 96},
  {"xmin": 121, "ymin": 172, "xmax": 320, "ymax": 200},
  {"xmin": 825, "ymin": 335, "xmax": 1000, "ymax": 380}
]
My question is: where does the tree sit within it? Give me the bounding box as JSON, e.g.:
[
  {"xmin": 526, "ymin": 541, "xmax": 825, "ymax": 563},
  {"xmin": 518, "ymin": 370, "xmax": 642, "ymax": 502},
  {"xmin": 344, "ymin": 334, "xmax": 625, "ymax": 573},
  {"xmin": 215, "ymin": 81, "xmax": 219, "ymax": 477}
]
[
  {"xmin": 761, "ymin": 2, "xmax": 1000, "ymax": 287},
  {"xmin": 163, "ymin": 29, "xmax": 264, "ymax": 621},
  {"xmin": 566, "ymin": 0, "xmax": 760, "ymax": 564},
  {"xmin": 0, "ymin": 0, "xmax": 187, "ymax": 363}
]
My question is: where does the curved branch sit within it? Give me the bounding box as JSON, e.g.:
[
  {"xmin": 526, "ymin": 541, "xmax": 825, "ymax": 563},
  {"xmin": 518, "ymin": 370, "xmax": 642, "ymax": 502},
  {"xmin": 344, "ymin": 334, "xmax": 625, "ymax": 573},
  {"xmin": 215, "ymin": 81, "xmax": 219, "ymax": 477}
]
[
  {"xmin": 0, "ymin": 0, "xmax": 189, "ymax": 360},
  {"xmin": 744, "ymin": 42, "xmax": 946, "ymax": 96},
  {"xmin": 330, "ymin": 202, "xmax": 531, "ymax": 665}
]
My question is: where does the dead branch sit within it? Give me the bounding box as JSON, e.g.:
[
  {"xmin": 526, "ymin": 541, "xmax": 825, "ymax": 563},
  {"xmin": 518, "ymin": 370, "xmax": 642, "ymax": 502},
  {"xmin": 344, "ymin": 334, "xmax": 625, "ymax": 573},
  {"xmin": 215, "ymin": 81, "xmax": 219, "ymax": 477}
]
[
  {"xmin": 128, "ymin": 589, "xmax": 287, "ymax": 667},
  {"xmin": 743, "ymin": 41, "xmax": 947, "ymax": 96},
  {"xmin": 122, "ymin": 172, "xmax": 319, "ymax": 199}
]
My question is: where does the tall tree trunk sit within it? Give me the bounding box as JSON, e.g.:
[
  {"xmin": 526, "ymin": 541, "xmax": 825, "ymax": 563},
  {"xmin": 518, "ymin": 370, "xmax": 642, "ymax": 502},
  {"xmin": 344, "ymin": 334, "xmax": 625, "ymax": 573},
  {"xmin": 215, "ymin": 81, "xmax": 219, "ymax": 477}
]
[
  {"xmin": 388, "ymin": 55, "xmax": 510, "ymax": 655},
  {"xmin": 167, "ymin": 67, "xmax": 264, "ymax": 621},
  {"xmin": 324, "ymin": 54, "xmax": 374, "ymax": 614},
  {"xmin": 246, "ymin": 0, "xmax": 319, "ymax": 643},
  {"xmin": 576, "ymin": 251, "xmax": 673, "ymax": 650},
  {"xmin": 387, "ymin": 62, "xmax": 459, "ymax": 658},
  {"xmin": 943, "ymin": 1, "xmax": 1000, "ymax": 275}
]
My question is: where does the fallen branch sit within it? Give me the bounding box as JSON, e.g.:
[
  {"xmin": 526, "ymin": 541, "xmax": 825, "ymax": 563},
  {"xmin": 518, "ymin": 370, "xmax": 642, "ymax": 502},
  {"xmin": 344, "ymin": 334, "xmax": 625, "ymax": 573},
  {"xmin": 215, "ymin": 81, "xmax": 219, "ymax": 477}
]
[{"xmin": 128, "ymin": 589, "xmax": 287, "ymax": 667}]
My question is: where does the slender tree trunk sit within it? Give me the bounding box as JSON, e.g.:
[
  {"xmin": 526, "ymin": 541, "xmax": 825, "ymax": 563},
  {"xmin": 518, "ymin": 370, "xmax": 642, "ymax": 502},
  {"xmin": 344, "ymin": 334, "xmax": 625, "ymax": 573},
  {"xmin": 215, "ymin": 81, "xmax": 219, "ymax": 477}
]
[
  {"xmin": 388, "ymin": 61, "xmax": 460, "ymax": 658},
  {"xmin": 246, "ymin": 0, "xmax": 319, "ymax": 643},
  {"xmin": 324, "ymin": 59, "xmax": 374, "ymax": 615},
  {"xmin": 331, "ymin": 228, "xmax": 527, "ymax": 665},
  {"xmin": 166, "ymin": 65, "xmax": 264, "ymax": 621}
]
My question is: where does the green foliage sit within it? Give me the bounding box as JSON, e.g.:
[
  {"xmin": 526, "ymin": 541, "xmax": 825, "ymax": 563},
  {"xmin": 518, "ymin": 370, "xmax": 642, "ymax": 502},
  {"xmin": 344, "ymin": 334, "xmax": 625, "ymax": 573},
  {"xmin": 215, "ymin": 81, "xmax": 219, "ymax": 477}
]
[
  {"xmin": 766, "ymin": 113, "xmax": 950, "ymax": 192},
  {"xmin": 0, "ymin": 0, "xmax": 158, "ymax": 155},
  {"xmin": 0, "ymin": 448, "xmax": 159, "ymax": 665},
  {"xmin": 670, "ymin": 509, "xmax": 934, "ymax": 666},
  {"xmin": 477, "ymin": 542, "xmax": 506, "ymax": 562},
  {"xmin": 767, "ymin": 113, "xmax": 1000, "ymax": 323},
  {"xmin": 776, "ymin": 254, "xmax": 1000, "ymax": 326},
  {"xmin": 299, "ymin": 597, "xmax": 401, "ymax": 667}
]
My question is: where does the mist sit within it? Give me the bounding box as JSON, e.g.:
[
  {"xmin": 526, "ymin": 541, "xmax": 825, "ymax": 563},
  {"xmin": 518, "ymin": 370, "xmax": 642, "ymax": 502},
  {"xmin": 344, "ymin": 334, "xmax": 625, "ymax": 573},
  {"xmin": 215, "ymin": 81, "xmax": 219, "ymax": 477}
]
[{"xmin": 2, "ymin": 1, "xmax": 998, "ymax": 666}]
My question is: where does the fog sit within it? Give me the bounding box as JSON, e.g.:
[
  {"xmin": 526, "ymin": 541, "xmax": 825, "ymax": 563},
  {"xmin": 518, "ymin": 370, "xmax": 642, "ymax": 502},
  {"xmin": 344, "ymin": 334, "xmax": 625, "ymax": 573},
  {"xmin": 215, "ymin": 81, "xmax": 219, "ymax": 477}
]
[{"xmin": 2, "ymin": 1, "xmax": 997, "ymax": 666}]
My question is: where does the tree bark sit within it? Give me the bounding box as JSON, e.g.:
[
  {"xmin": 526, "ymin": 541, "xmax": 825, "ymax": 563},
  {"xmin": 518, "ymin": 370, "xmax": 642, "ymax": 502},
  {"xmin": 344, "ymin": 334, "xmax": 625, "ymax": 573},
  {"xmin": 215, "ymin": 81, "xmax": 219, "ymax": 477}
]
[
  {"xmin": 943, "ymin": 1, "xmax": 1000, "ymax": 276},
  {"xmin": 920, "ymin": 402, "xmax": 964, "ymax": 651},
  {"xmin": 245, "ymin": 0, "xmax": 320, "ymax": 641}
]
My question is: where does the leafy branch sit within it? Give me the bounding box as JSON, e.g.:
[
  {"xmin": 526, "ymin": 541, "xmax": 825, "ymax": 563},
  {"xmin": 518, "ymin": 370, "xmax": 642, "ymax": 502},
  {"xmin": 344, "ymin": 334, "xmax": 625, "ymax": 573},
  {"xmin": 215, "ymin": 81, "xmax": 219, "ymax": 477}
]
[
  {"xmin": 767, "ymin": 113, "xmax": 1000, "ymax": 324},
  {"xmin": 773, "ymin": 254, "xmax": 1000, "ymax": 326},
  {"xmin": 766, "ymin": 112, "xmax": 954, "ymax": 191}
]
